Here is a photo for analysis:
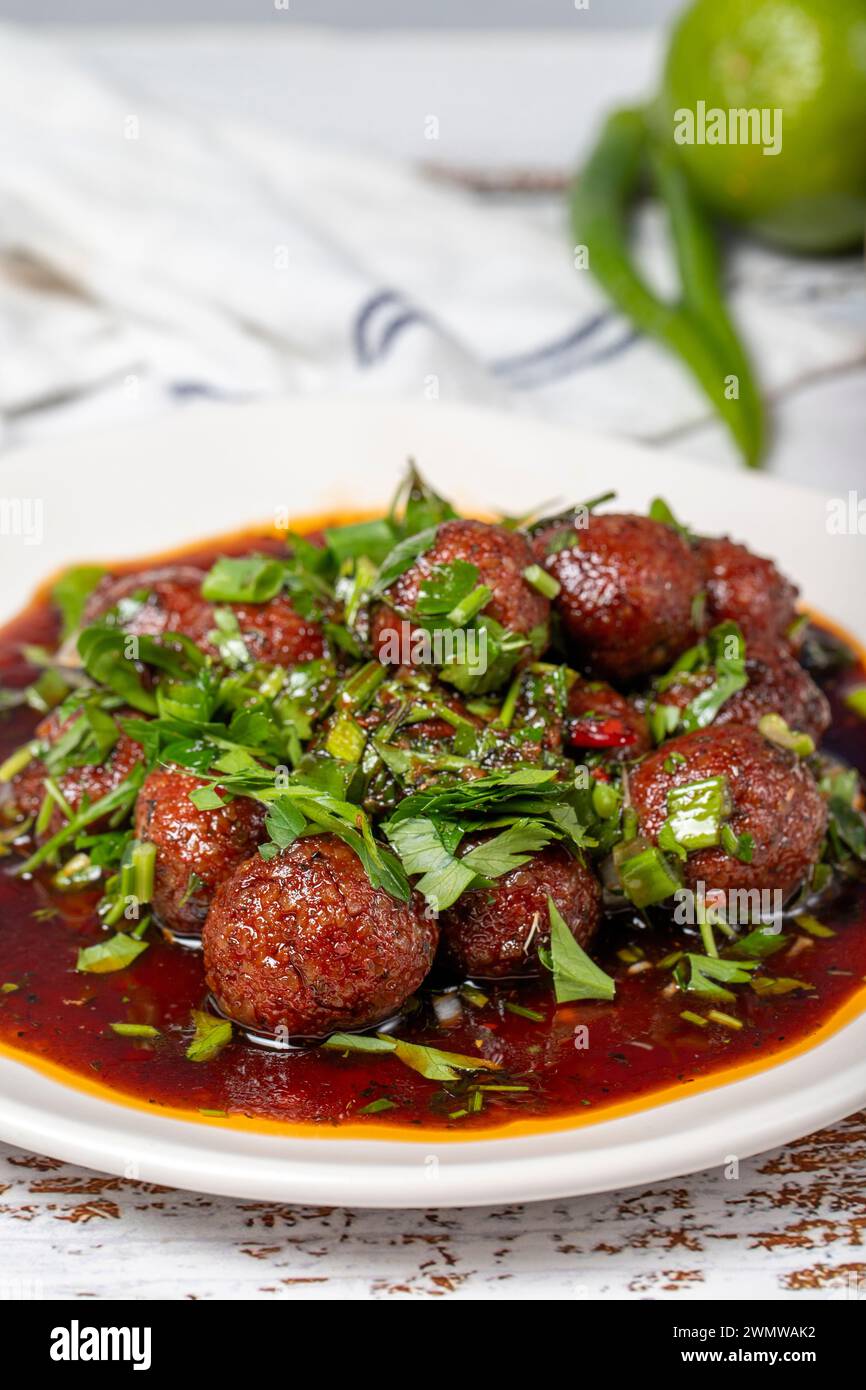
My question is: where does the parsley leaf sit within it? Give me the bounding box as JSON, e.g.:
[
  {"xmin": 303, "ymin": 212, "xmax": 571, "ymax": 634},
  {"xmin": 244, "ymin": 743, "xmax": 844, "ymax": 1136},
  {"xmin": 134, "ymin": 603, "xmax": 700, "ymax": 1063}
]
[{"xmin": 540, "ymin": 897, "xmax": 615, "ymax": 1003}]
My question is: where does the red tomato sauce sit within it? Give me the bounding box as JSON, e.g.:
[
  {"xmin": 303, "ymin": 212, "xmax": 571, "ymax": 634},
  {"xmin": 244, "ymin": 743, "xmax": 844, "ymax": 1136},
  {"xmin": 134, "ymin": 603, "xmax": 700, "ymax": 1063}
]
[{"xmin": 0, "ymin": 525, "xmax": 864, "ymax": 1138}]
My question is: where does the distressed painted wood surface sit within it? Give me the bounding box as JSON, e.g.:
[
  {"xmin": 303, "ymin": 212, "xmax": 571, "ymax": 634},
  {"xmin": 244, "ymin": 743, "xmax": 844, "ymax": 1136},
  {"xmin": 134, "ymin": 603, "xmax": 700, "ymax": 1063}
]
[{"xmin": 1, "ymin": 1112, "xmax": 863, "ymax": 1300}]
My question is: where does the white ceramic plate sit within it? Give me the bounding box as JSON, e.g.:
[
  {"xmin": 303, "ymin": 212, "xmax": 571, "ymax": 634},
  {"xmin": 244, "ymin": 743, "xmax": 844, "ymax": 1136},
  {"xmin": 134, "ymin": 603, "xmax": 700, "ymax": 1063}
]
[{"xmin": 0, "ymin": 397, "xmax": 864, "ymax": 1208}]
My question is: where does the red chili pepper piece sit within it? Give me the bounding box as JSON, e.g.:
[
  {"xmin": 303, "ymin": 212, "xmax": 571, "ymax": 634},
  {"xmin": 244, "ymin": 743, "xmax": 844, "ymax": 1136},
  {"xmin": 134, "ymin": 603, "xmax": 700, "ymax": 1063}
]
[{"xmin": 567, "ymin": 716, "xmax": 636, "ymax": 749}]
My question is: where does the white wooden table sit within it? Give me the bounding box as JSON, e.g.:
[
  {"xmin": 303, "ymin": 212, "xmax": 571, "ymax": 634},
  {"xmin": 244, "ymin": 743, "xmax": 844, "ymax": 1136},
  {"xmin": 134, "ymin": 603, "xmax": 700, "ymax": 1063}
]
[{"xmin": 2, "ymin": 1112, "xmax": 864, "ymax": 1301}]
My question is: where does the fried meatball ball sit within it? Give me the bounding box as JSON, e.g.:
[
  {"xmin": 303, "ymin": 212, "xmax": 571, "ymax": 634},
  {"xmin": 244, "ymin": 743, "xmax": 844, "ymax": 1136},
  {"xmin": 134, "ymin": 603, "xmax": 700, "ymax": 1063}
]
[
  {"xmin": 5, "ymin": 707, "xmax": 144, "ymax": 836},
  {"xmin": 566, "ymin": 677, "xmax": 651, "ymax": 759},
  {"xmin": 372, "ymin": 519, "xmax": 550, "ymax": 672},
  {"xmin": 440, "ymin": 844, "xmax": 601, "ymax": 979},
  {"xmin": 230, "ymin": 595, "xmax": 325, "ymax": 667},
  {"xmin": 203, "ymin": 834, "xmax": 437, "ymax": 1037},
  {"xmin": 630, "ymin": 724, "xmax": 827, "ymax": 901},
  {"xmin": 84, "ymin": 564, "xmax": 324, "ymax": 668},
  {"xmin": 531, "ymin": 513, "xmax": 704, "ymax": 683},
  {"xmin": 697, "ymin": 536, "xmax": 798, "ymax": 645},
  {"xmin": 653, "ymin": 643, "xmax": 830, "ymax": 744},
  {"xmin": 84, "ymin": 565, "xmax": 213, "ymax": 642},
  {"xmin": 134, "ymin": 769, "xmax": 268, "ymax": 935}
]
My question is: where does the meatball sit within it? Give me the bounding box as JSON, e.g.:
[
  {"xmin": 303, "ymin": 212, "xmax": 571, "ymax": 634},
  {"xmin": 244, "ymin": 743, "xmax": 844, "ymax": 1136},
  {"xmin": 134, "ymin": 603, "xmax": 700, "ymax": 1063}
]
[
  {"xmin": 440, "ymin": 844, "xmax": 601, "ymax": 979},
  {"xmin": 372, "ymin": 519, "xmax": 550, "ymax": 672},
  {"xmin": 84, "ymin": 564, "xmax": 324, "ymax": 668},
  {"xmin": 203, "ymin": 834, "xmax": 437, "ymax": 1037},
  {"xmin": 134, "ymin": 769, "xmax": 268, "ymax": 935},
  {"xmin": 84, "ymin": 565, "xmax": 213, "ymax": 642},
  {"xmin": 531, "ymin": 513, "xmax": 704, "ymax": 683},
  {"xmin": 653, "ymin": 643, "xmax": 830, "ymax": 744},
  {"xmin": 697, "ymin": 537, "xmax": 798, "ymax": 645},
  {"xmin": 6, "ymin": 707, "xmax": 144, "ymax": 835},
  {"xmin": 566, "ymin": 677, "xmax": 651, "ymax": 759},
  {"xmin": 629, "ymin": 724, "xmax": 827, "ymax": 901},
  {"xmin": 231, "ymin": 595, "xmax": 325, "ymax": 668}
]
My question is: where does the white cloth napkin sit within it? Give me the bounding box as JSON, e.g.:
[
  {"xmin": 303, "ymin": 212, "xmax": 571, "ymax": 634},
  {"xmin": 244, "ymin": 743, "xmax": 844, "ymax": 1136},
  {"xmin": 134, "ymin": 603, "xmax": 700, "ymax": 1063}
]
[{"xmin": 1, "ymin": 25, "xmax": 864, "ymax": 455}]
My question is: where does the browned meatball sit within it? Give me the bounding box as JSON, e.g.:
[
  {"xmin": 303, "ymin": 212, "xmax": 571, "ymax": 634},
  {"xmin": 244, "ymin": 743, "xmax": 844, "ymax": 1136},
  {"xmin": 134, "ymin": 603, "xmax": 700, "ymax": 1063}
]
[
  {"xmin": 372, "ymin": 519, "xmax": 550, "ymax": 669},
  {"xmin": 531, "ymin": 513, "xmax": 704, "ymax": 683},
  {"xmin": 231, "ymin": 595, "xmax": 325, "ymax": 667},
  {"xmin": 84, "ymin": 565, "xmax": 213, "ymax": 641},
  {"xmin": 566, "ymin": 677, "xmax": 651, "ymax": 759},
  {"xmin": 697, "ymin": 537, "xmax": 798, "ymax": 645},
  {"xmin": 203, "ymin": 834, "xmax": 437, "ymax": 1037},
  {"xmin": 440, "ymin": 844, "xmax": 601, "ymax": 979},
  {"xmin": 7, "ymin": 707, "xmax": 144, "ymax": 836},
  {"xmin": 84, "ymin": 564, "xmax": 324, "ymax": 668},
  {"xmin": 134, "ymin": 769, "xmax": 268, "ymax": 935},
  {"xmin": 653, "ymin": 643, "xmax": 830, "ymax": 744},
  {"xmin": 630, "ymin": 724, "xmax": 827, "ymax": 901}
]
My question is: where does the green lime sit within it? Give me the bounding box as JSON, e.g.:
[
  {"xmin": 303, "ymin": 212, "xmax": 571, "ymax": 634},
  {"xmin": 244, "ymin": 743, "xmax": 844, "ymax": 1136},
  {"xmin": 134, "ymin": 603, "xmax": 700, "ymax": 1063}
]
[{"xmin": 658, "ymin": 0, "xmax": 866, "ymax": 252}]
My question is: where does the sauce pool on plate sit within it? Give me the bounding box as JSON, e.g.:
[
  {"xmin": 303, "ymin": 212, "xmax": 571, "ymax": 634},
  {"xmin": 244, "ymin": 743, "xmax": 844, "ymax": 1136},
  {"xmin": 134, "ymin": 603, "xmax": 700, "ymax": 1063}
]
[{"xmin": 0, "ymin": 522, "xmax": 864, "ymax": 1139}]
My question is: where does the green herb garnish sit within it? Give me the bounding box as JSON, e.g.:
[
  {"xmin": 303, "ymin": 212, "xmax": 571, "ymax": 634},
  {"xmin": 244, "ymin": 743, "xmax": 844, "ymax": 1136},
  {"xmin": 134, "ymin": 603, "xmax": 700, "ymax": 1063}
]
[
  {"xmin": 186, "ymin": 1010, "xmax": 233, "ymax": 1062},
  {"xmin": 539, "ymin": 897, "xmax": 616, "ymax": 1003}
]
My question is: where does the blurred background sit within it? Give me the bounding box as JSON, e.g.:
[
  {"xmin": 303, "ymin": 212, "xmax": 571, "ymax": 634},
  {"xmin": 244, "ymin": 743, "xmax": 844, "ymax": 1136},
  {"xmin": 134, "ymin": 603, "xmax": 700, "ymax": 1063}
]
[
  {"xmin": 0, "ymin": 1, "xmax": 685, "ymax": 26},
  {"xmin": 0, "ymin": 0, "xmax": 864, "ymax": 485}
]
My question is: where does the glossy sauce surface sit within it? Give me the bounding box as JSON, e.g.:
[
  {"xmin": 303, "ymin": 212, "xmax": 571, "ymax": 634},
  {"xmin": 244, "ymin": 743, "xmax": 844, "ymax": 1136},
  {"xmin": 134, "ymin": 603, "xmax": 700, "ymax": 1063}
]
[{"xmin": 0, "ymin": 526, "xmax": 865, "ymax": 1137}]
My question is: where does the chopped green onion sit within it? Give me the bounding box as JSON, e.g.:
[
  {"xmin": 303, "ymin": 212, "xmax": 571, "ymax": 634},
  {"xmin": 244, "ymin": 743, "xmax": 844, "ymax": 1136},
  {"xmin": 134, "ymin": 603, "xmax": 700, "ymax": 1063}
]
[
  {"xmin": 680, "ymin": 1010, "xmax": 707, "ymax": 1028},
  {"xmin": 186, "ymin": 1010, "xmax": 233, "ymax": 1063},
  {"xmin": 322, "ymin": 1032, "xmax": 396, "ymax": 1057},
  {"xmin": 337, "ymin": 660, "xmax": 386, "ymax": 709},
  {"xmin": 0, "ymin": 740, "xmax": 39, "ymax": 783},
  {"xmin": 459, "ymin": 985, "xmax": 489, "ymax": 1009},
  {"xmin": 664, "ymin": 776, "xmax": 731, "ymax": 852},
  {"xmin": 503, "ymin": 1001, "xmax": 545, "ymax": 1022},
  {"xmin": 796, "ymin": 914, "xmax": 835, "ymax": 939},
  {"xmin": 522, "ymin": 564, "xmax": 561, "ymax": 600},
  {"xmin": 758, "ymin": 713, "xmax": 815, "ymax": 758},
  {"xmin": 447, "ymin": 584, "xmax": 493, "ymax": 627},
  {"xmin": 615, "ymin": 841, "xmax": 681, "ymax": 908},
  {"xmin": 52, "ymin": 852, "xmax": 102, "ymax": 892},
  {"xmin": 110, "ymin": 1022, "xmax": 160, "ymax": 1039},
  {"xmin": 592, "ymin": 780, "xmax": 620, "ymax": 820},
  {"xmin": 706, "ymin": 1009, "xmax": 743, "ymax": 1030},
  {"xmin": 650, "ymin": 703, "xmax": 682, "ymax": 744},
  {"xmin": 750, "ymin": 976, "xmax": 813, "ymax": 997}
]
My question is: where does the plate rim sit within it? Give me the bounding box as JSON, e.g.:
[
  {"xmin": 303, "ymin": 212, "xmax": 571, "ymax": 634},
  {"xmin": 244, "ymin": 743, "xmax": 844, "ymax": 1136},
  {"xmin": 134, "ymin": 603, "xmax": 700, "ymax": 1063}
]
[{"xmin": 0, "ymin": 394, "xmax": 863, "ymax": 1206}]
